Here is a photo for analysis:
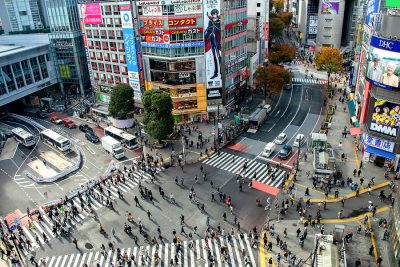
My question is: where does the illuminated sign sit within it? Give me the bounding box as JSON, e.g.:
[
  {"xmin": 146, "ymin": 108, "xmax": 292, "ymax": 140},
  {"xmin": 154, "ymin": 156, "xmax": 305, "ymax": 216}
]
[
  {"xmin": 225, "ymin": 19, "xmax": 248, "ymax": 29},
  {"xmin": 141, "ymin": 41, "xmax": 204, "ymax": 48},
  {"xmin": 140, "ymin": 28, "xmax": 203, "ymax": 35},
  {"xmin": 143, "ymin": 19, "xmax": 164, "ymax": 27},
  {"xmin": 168, "ymin": 18, "xmax": 197, "ymax": 27},
  {"xmin": 369, "ymin": 99, "xmax": 400, "ymax": 138},
  {"xmin": 81, "ymin": 3, "xmax": 102, "ymax": 25},
  {"xmin": 366, "ymin": 36, "xmax": 400, "ymax": 89},
  {"xmin": 362, "ymin": 134, "xmax": 395, "ymax": 152}
]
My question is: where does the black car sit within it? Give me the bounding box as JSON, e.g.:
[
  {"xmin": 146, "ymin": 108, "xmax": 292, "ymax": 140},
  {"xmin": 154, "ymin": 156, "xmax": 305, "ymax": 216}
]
[
  {"xmin": 79, "ymin": 124, "xmax": 92, "ymax": 132},
  {"xmin": 85, "ymin": 131, "xmax": 99, "ymax": 143},
  {"xmin": 278, "ymin": 144, "xmax": 293, "ymax": 160},
  {"xmin": 35, "ymin": 111, "xmax": 48, "ymax": 119}
]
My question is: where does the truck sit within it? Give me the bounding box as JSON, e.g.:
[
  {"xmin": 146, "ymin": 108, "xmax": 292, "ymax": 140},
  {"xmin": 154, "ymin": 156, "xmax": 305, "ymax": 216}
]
[
  {"xmin": 247, "ymin": 105, "xmax": 270, "ymax": 133},
  {"xmin": 101, "ymin": 136, "xmax": 125, "ymax": 159}
]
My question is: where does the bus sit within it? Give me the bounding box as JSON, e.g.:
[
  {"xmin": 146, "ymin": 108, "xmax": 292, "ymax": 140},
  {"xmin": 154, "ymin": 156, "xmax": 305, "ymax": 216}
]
[
  {"xmin": 11, "ymin": 127, "xmax": 35, "ymax": 147},
  {"xmin": 40, "ymin": 129, "xmax": 71, "ymax": 152},
  {"xmin": 104, "ymin": 126, "xmax": 137, "ymax": 149}
]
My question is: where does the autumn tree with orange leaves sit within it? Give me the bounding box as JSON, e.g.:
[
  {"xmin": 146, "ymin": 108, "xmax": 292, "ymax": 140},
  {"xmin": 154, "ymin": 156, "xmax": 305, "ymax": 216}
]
[
  {"xmin": 315, "ymin": 47, "xmax": 343, "ymax": 89},
  {"xmin": 269, "ymin": 44, "xmax": 296, "ymax": 64},
  {"xmin": 279, "ymin": 12, "xmax": 293, "ymax": 27},
  {"xmin": 254, "ymin": 64, "xmax": 291, "ymax": 97}
]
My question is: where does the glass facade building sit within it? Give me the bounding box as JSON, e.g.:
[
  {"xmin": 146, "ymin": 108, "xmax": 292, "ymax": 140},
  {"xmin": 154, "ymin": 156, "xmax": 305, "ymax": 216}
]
[{"xmin": 45, "ymin": 0, "xmax": 90, "ymax": 96}]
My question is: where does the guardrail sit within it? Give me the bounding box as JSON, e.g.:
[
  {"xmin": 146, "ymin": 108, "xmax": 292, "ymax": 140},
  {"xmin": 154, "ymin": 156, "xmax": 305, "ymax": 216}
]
[{"xmin": 9, "ymin": 113, "xmax": 47, "ymax": 131}]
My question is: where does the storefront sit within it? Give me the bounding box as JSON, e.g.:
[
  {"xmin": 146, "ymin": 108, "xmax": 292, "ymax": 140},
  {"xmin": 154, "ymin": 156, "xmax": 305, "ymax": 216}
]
[{"xmin": 361, "ymin": 133, "xmax": 396, "ymax": 168}]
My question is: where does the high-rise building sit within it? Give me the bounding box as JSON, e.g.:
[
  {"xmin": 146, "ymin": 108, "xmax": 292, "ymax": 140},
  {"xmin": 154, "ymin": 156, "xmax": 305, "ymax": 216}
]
[
  {"xmin": 78, "ymin": 2, "xmax": 136, "ymax": 107},
  {"xmin": 45, "ymin": 0, "xmax": 90, "ymax": 96},
  {"xmin": 0, "ymin": 0, "xmax": 49, "ymax": 34}
]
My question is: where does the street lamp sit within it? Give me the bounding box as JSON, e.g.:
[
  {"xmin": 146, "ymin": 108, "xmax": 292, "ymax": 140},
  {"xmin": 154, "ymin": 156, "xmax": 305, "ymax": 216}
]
[{"xmin": 296, "ymin": 146, "xmax": 300, "ymax": 171}]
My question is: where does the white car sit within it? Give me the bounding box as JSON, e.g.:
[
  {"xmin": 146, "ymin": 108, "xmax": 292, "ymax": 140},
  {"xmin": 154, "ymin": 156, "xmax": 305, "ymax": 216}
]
[
  {"xmin": 293, "ymin": 134, "xmax": 305, "ymax": 147},
  {"xmin": 274, "ymin": 133, "xmax": 287, "ymax": 144}
]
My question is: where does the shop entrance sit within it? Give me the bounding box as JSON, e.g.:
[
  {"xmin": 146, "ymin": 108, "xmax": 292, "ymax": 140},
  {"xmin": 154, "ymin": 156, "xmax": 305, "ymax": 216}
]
[{"xmin": 373, "ymin": 156, "xmax": 386, "ymax": 167}]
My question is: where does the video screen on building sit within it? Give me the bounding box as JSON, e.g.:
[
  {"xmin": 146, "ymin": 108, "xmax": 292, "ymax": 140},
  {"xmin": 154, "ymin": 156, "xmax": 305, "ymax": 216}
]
[
  {"xmin": 366, "ymin": 36, "xmax": 400, "ymax": 89},
  {"xmin": 369, "ymin": 99, "xmax": 400, "ymax": 138}
]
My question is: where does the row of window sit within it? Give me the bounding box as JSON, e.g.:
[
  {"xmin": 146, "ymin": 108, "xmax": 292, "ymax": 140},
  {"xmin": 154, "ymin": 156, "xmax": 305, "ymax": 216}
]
[
  {"xmin": 91, "ymin": 62, "xmax": 128, "ymax": 74},
  {"xmin": 223, "ymin": 35, "xmax": 246, "ymax": 51},
  {"xmin": 224, "ymin": 0, "xmax": 247, "ymax": 10},
  {"xmin": 0, "ymin": 55, "xmax": 49, "ymax": 96},
  {"xmin": 89, "ymin": 52, "xmax": 127, "ymax": 64},
  {"xmin": 86, "ymin": 29, "xmax": 123, "ymax": 39},
  {"xmin": 87, "ymin": 40, "xmax": 125, "ymax": 52},
  {"xmin": 226, "ymin": 58, "xmax": 247, "ymax": 76},
  {"xmin": 92, "ymin": 73, "xmax": 128, "ymax": 85},
  {"xmin": 224, "ymin": 24, "xmax": 247, "ymax": 38},
  {"xmin": 225, "ymin": 11, "xmax": 247, "ymax": 25}
]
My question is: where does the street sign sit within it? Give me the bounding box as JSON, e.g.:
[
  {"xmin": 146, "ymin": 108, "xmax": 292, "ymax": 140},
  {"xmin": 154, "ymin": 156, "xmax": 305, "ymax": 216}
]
[{"xmin": 10, "ymin": 225, "xmax": 16, "ymax": 231}]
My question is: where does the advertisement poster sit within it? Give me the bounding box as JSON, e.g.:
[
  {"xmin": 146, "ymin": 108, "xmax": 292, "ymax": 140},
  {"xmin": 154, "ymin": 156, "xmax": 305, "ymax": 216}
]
[
  {"xmin": 370, "ymin": 99, "xmax": 400, "ymax": 138},
  {"xmin": 309, "ymin": 15, "xmax": 318, "ymax": 34},
  {"xmin": 81, "ymin": 3, "xmax": 102, "ymax": 25},
  {"xmin": 120, "ymin": 4, "xmax": 141, "ymax": 101},
  {"xmin": 204, "ymin": 0, "xmax": 222, "ymax": 90},
  {"xmin": 321, "ymin": 2, "xmax": 339, "ymax": 15},
  {"xmin": 366, "ymin": 0, "xmax": 380, "ymax": 26},
  {"xmin": 386, "ymin": 0, "xmax": 400, "ymax": 7},
  {"xmin": 366, "ymin": 36, "xmax": 400, "ymax": 89}
]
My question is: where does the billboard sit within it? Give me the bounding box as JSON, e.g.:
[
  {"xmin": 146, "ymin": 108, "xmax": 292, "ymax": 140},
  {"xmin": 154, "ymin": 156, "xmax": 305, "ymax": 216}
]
[
  {"xmin": 309, "ymin": 15, "xmax": 318, "ymax": 34},
  {"xmin": 173, "ymin": 4, "xmax": 202, "ymax": 15},
  {"xmin": 204, "ymin": 0, "xmax": 222, "ymax": 90},
  {"xmin": 80, "ymin": 3, "xmax": 102, "ymax": 25},
  {"xmin": 369, "ymin": 99, "xmax": 400, "ymax": 138},
  {"xmin": 321, "ymin": 2, "xmax": 339, "ymax": 15},
  {"xmin": 120, "ymin": 4, "xmax": 141, "ymax": 100},
  {"xmin": 143, "ymin": 19, "xmax": 164, "ymax": 27},
  {"xmin": 386, "ymin": 0, "xmax": 400, "ymax": 7},
  {"xmin": 366, "ymin": 36, "xmax": 400, "ymax": 89},
  {"xmin": 141, "ymin": 41, "xmax": 204, "ymax": 48},
  {"xmin": 168, "ymin": 18, "xmax": 197, "ymax": 27},
  {"xmin": 366, "ymin": 0, "xmax": 380, "ymax": 26},
  {"xmin": 207, "ymin": 88, "xmax": 222, "ymax": 100}
]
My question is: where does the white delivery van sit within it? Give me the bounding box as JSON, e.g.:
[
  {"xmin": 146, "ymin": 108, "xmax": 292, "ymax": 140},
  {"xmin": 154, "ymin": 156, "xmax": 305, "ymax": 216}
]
[
  {"xmin": 101, "ymin": 136, "xmax": 125, "ymax": 159},
  {"xmin": 262, "ymin": 142, "xmax": 276, "ymax": 158}
]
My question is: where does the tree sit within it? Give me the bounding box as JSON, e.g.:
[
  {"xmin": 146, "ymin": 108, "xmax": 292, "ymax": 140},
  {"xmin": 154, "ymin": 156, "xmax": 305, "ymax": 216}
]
[
  {"xmin": 272, "ymin": 0, "xmax": 284, "ymax": 12},
  {"xmin": 254, "ymin": 64, "xmax": 291, "ymax": 97},
  {"xmin": 315, "ymin": 47, "xmax": 344, "ymax": 89},
  {"xmin": 108, "ymin": 84, "xmax": 135, "ymax": 119},
  {"xmin": 269, "ymin": 44, "xmax": 296, "ymax": 64},
  {"xmin": 142, "ymin": 90, "xmax": 174, "ymax": 143},
  {"xmin": 279, "ymin": 12, "xmax": 293, "ymax": 27},
  {"xmin": 269, "ymin": 17, "xmax": 285, "ymax": 37}
]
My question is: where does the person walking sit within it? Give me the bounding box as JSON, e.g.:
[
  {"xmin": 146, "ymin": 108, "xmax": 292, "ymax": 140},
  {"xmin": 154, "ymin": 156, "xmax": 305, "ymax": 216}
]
[{"xmin": 73, "ymin": 237, "xmax": 78, "ymax": 248}]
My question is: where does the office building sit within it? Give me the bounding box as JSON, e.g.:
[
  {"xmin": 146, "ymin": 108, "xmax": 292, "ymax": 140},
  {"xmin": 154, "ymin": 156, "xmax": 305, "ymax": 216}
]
[
  {"xmin": 0, "ymin": 0, "xmax": 49, "ymax": 34},
  {"xmin": 0, "ymin": 34, "xmax": 58, "ymax": 107},
  {"xmin": 78, "ymin": 1, "xmax": 136, "ymax": 106},
  {"xmin": 45, "ymin": 0, "xmax": 90, "ymax": 96}
]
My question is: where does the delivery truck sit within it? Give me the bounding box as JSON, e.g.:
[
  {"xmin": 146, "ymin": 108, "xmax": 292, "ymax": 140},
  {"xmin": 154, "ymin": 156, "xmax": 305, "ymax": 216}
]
[{"xmin": 101, "ymin": 136, "xmax": 125, "ymax": 159}]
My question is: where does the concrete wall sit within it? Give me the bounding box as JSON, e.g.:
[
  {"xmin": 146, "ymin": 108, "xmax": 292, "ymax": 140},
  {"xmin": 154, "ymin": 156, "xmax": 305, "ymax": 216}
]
[{"xmin": 316, "ymin": 0, "xmax": 345, "ymax": 48}]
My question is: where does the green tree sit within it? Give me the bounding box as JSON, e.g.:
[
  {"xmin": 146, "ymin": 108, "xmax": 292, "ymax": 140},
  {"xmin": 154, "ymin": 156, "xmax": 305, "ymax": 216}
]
[
  {"xmin": 269, "ymin": 17, "xmax": 285, "ymax": 37},
  {"xmin": 315, "ymin": 47, "xmax": 344, "ymax": 89},
  {"xmin": 108, "ymin": 83, "xmax": 135, "ymax": 119},
  {"xmin": 142, "ymin": 90, "xmax": 174, "ymax": 143},
  {"xmin": 269, "ymin": 44, "xmax": 296, "ymax": 64},
  {"xmin": 254, "ymin": 64, "xmax": 291, "ymax": 97}
]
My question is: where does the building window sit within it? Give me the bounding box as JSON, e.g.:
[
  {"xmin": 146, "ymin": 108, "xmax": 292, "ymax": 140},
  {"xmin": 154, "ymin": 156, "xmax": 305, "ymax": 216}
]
[
  {"xmin": 30, "ymin": 58, "xmax": 42, "ymax": 82},
  {"xmin": 12, "ymin": 63, "xmax": 25, "ymax": 89},
  {"xmin": 1, "ymin": 65, "xmax": 16, "ymax": 92},
  {"xmin": 257, "ymin": 3, "xmax": 261, "ymax": 7}
]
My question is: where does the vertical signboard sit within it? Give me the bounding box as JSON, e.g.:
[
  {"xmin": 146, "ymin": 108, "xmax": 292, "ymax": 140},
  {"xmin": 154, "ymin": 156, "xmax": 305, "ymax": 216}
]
[
  {"xmin": 120, "ymin": 3, "xmax": 142, "ymax": 101},
  {"xmin": 366, "ymin": 0, "xmax": 380, "ymax": 26},
  {"xmin": 204, "ymin": 0, "xmax": 222, "ymax": 91},
  {"xmin": 80, "ymin": 3, "xmax": 103, "ymax": 25},
  {"xmin": 78, "ymin": 4, "xmax": 94, "ymax": 86}
]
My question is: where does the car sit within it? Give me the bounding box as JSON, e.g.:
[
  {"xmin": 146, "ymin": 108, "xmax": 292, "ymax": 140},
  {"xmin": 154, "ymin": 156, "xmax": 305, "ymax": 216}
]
[
  {"xmin": 85, "ymin": 131, "xmax": 99, "ymax": 143},
  {"xmin": 278, "ymin": 144, "xmax": 292, "ymax": 160},
  {"xmin": 79, "ymin": 124, "xmax": 92, "ymax": 132},
  {"xmin": 274, "ymin": 133, "xmax": 287, "ymax": 144},
  {"xmin": 50, "ymin": 116, "xmax": 63, "ymax": 124},
  {"xmin": 35, "ymin": 111, "xmax": 48, "ymax": 119},
  {"xmin": 263, "ymin": 104, "xmax": 272, "ymax": 114},
  {"xmin": 62, "ymin": 118, "xmax": 76, "ymax": 129},
  {"xmin": 293, "ymin": 134, "xmax": 305, "ymax": 147}
]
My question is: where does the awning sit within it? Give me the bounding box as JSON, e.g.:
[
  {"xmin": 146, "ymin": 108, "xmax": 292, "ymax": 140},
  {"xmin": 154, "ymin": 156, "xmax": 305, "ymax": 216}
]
[
  {"xmin": 349, "ymin": 127, "xmax": 362, "ymax": 135},
  {"xmin": 365, "ymin": 146, "xmax": 395, "ymax": 160},
  {"xmin": 91, "ymin": 107, "xmax": 109, "ymax": 115},
  {"xmin": 347, "ymin": 100, "xmax": 355, "ymax": 117}
]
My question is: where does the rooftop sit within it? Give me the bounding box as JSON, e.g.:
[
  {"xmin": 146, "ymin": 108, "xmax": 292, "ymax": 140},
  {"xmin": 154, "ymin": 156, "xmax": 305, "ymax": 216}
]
[
  {"xmin": 0, "ymin": 33, "xmax": 50, "ymax": 59},
  {"xmin": 0, "ymin": 43, "xmax": 48, "ymax": 58}
]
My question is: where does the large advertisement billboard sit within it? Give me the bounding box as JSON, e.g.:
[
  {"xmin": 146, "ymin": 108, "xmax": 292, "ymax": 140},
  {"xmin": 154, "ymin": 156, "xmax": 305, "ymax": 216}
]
[
  {"xmin": 204, "ymin": 0, "xmax": 222, "ymax": 91},
  {"xmin": 369, "ymin": 99, "xmax": 400, "ymax": 138},
  {"xmin": 386, "ymin": 0, "xmax": 400, "ymax": 7},
  {"xmin": 366, "ymin": 36, "xmax": 400, "ymax": 89},
  {"xmin": 80, "ymin": 3, "xmax": 102, "ymax": 25},
  {"xmin": 366, "ymin": 0, "xmax": 380, "ymax": 26},
  {"xmin": 321, "ymin": 2, "xmax": 339, "ymax": 15},
  {"xmin": 120, "ymin": 4, "xmax": 141, "ymax": 101}
]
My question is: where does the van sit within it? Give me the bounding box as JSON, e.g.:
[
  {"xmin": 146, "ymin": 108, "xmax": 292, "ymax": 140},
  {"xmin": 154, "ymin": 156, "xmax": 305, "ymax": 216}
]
[
  {"xmin": 263, "ymin": 104, "xmax": 272, "ymax": 114},
  {"xmin": 262, "ymin": 142, "xmax": 276, "ymax": 158}
]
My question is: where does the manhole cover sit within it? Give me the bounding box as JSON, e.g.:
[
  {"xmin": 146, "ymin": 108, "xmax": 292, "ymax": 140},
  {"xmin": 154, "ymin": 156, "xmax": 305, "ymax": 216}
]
[
  {"xmin": 85, "ymin": 242, "xmax": 93, "ymax": 249},
  {"xmin": 292, "ymin": 223, "xmax": 297, "ymax": 227}
]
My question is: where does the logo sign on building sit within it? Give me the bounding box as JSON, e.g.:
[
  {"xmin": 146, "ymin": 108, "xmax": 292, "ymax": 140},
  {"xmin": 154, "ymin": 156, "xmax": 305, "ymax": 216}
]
[
  {"xmin": 369, "ymin": 99, "xmax": 400, "ymax": 138},
  {"xmin": 168, "ymin": 18, "xmax": 197, "ymax": 27},
  {"xmin": 321, "ymin": 1, "xmax": 339, "ymax": 15},
  {"xmin": 140, "ymin": 5, "xmax": 163, "ymax": 16},
  {"xmin": 366, "ymin": 36, "xmax": 400, "ymax": 89},
  {"xmin": 362, "ymin": 134, "xmax": 395, "ymax": 152},
  {"xmin": 366, "ymin": 0, "xmax": 380, "ymax": 26},
  {"xmin": 143, "ymin": 19, "xmax": 164, "ymax": 27},
  {"xmin": 206, "ymin": 88, "xmax": 222, "ymax": 100},
  {"xmin": 120, "ymin": 4, "xmax": 141, "ymax": 99},
  {"xmin": 81, "ymin": 3, "xmax": 102, "ymax": 25},
  {"xmin": 204, "ymin": 0, "xmax": 222, "ymax": 90},
  {"xmin": 174, "ymin": 4, "xmax": 202, "ymax": 15}
]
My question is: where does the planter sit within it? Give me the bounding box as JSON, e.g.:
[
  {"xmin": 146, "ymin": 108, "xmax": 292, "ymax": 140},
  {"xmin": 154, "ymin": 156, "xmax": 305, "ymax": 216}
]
[
  {"xmin": 327, "ymin": 105, "xmax": 335, "ymax": 115},
  {"xmin": 325, "ymin": 115, "xmax": 333, "ymax": 123},
  {"xmin": 111, "ymin": 118, "xmax": 134, "ymax": 128}
]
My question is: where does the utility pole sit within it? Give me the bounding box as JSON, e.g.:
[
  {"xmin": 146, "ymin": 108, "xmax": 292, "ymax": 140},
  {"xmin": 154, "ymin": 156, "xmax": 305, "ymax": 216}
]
[{"xmin": 296, "ymin": 146, "xmax": 300, "ymax": 171}]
